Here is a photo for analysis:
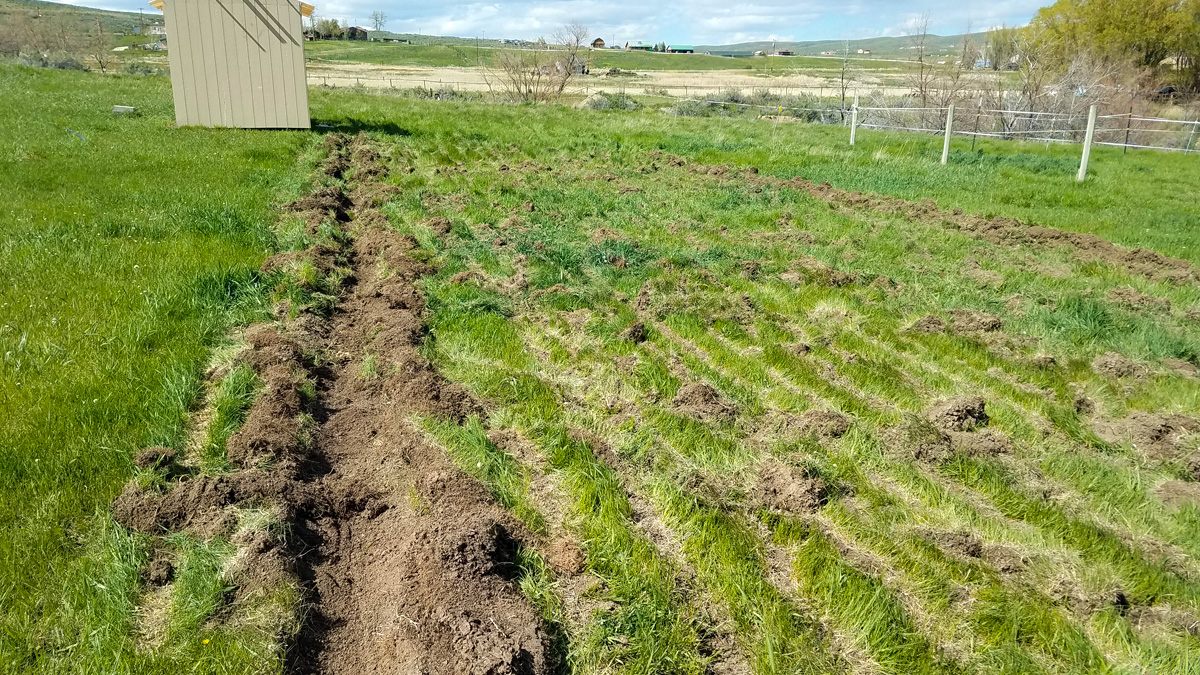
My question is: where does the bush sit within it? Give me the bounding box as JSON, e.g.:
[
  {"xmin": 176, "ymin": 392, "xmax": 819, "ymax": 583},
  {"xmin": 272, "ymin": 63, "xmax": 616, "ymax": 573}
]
[
  {"xmin": 583, "ymin": 92, "xmax": 639, "ymax": 111},
  {"xmin": 18, "ymin": 53, "xmax": 87, "ymax": 70},
  {"xmin": 123, "ymin": 61, "xmax": 161, "ymax": 76}
]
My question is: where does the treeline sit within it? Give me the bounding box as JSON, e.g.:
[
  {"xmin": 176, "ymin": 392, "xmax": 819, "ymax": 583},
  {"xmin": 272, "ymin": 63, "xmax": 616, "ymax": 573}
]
[{"xmin": 987, "ymin": 0, "xmax": 1200, "ymax": 92}]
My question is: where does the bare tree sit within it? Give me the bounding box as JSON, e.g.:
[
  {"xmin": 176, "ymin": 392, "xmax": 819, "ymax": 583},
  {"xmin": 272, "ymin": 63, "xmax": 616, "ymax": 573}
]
[
  {"xmin": 369, "ymin": 10, "xmax": 386, "ymax": 32},
  {"xmin": 89, "ymin": 19, "xmax": 115, "ymax": 73},
  {"xmin": 839, "ymin": 39, "xmax": 854, "ymax": 118},
  {"xmin": 492, "ymin": 22, "xmax": 588, "ymax": 102},
  {"xmin": 905, "ymin": 13, "xmax": 935, "ymax": 109}
]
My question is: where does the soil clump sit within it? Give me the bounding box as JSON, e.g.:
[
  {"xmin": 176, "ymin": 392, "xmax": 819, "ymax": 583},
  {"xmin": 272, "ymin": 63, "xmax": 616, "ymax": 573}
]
[{"xmin": 672, "ymin": 382, "xmax": 737, "ymax": 422}]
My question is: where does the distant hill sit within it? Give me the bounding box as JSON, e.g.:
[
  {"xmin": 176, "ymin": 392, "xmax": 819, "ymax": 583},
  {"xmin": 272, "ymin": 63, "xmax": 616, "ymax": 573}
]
[
  {"xmin": 0, "ymin": 0, "xmax": 161, "ymax": 34},
  {"xmin": 697, "ymin": 33, "xmax": 984, "ymax": 59},
  {"xmin": 2, "ymin": 0, "xmax": 980, "ymax": 62}
]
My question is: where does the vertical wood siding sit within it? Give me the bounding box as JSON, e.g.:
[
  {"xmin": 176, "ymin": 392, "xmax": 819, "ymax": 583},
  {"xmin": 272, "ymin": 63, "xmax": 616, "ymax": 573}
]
[{"xmin": 162, "ymin": 0, "xmax": 310, "ymax": 128}]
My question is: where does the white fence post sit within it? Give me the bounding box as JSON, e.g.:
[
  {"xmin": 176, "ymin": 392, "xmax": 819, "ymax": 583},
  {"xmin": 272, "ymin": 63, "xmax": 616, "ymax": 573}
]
[
  {"xmin": 941, "ymin": 104, "xmax": 955, "ymax": 165},
  {"xmin": 1077, "ymin": 104, "xmax": 1098, "ymax": 182},
  {"xmin": 850, "ymin": 96, "xmax": 859, "ymax": 146}
]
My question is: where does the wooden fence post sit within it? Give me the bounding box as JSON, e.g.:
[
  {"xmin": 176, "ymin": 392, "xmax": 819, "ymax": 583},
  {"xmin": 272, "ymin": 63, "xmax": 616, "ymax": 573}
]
[
  {"xmin": 1077, "ymin": 104, "xmax": 1098, "ymax": 182},
  {"xmin": 941, "ymin": 104, "xmax": 955, "ymax": 165}
]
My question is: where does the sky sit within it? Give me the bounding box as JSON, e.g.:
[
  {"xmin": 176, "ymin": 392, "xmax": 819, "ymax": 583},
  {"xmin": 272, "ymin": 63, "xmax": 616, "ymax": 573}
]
[{"xmin": 63, "ymin": 0, "xmax": 1044, "ymax": 45}]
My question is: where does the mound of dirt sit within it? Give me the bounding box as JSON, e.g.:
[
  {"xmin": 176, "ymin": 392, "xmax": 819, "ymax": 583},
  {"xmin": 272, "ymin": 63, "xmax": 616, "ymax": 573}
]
[
  {"xmin": 673, "ymin": 382, "xmax": 737, "ymax": 422},
  {"xmin": 548, "ymin": 538, "xmax": 587, "ymax": 575},
  {"xmin": 753, "ymin": 462, "xmax": 828, "ymax": 513},
  {"xmin": 948, "ymin": 309, "xmax": 1002, "ymax": 333},
  {"xmin": 794, "ymin": 409, "xmax": 851, "ymax": 439},
  {"xmin": 1163, "ymin": 358, "xmax": 1200, "ymax": 378},
  {"xmin": 925, "ymin": 529, "xmax": 983, "ymax": 559},
  {"xmin": 891, "ymin": 416, "xmax": 954, "ymax": 463},
  {"xmin": 1093, "ymin": 351, "xmax": 1139, "ymax": 378},
  {"xmin": 791, "ymin": 256, "xmax": 855, "ymax": 287},
  {"xmin": 907, "ymin": 314, "xmax": 946, "ymax": 334},
  {"xmin": 1155, "ymin": 480, "xmax": 1200, "ymax": 508},
  {"xmin": 949, "ymin": 429, "xmax": 1011, "ymax": 456},
  {"xmin": 1093, "ymin": 412, "xmax": 1200, "ymax": 459},
  {"xmin": 1107, "ymin": 286, "xmax": 1171, "ymax": 312},
  {"xmin": 133, "ymin": 446, "xmax": 176, "ymax": 470},
  {"xmin": 981, "ymin": 544, "xmax": 1026, "ymax": 574},
  {"xmin": 426, "ymin": 216, "xmax": 453, "ymax": 236},
  {"xmin": 287, "ymin": 185, "xmax": 352, "ymax": 222},
  {"xmin": 621, "ymin": 321, "xmax": 648, "ymax": 343},
  {"xmin": 929, "ymin": 397, "xmax": 989, "ymax": 432}
]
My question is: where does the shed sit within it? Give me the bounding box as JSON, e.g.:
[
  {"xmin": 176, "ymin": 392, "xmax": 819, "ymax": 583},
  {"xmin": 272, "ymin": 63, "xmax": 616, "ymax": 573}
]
[
  {"xmin": 666, "ymin": 44, "xmax": 693, "ymax": 53},
  {"xmin": 626, "ymin": 41, "xmax": 653, "ymax": 51},
  {"xmin": 149, "ymin": 0, "xmax": 313, "ymax": 128},
  {"xmin": 590, "ymin": 38, "xmax": 605, "ymax": 49}
]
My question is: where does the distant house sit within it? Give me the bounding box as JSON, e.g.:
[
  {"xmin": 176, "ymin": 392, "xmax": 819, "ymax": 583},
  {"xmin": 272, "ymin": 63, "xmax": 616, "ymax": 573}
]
[
  {"xmin": 774, "ymin": 49, "xmax": 793, "ymax": 56},
  {"xmin": 857, "ymin": 48, "xmax": 871, "ymax": 54},
  {"xmin": 820, "ymin": 50, "xmax": 836, "ymax": 55},
  {"xmin": 147, "ymin": 24, "xmax": 166, "ymax": 36},
  {"xmin": 591, "ymin": 38, "xmax": 605, "ymax": 49},
  {"xmin": 626, "ymin": 41, "xmax": 653, "ymax": 51},
  {"xmin": 666, "ymin": 44, "xmax": 693, "ymax": 53},
  {"xmin": 347, "ymin": 26, "xmax": 369, "ymax": 40}
]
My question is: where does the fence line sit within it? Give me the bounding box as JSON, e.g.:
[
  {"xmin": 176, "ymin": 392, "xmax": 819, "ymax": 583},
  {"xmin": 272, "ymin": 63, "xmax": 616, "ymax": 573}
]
[{"xmin": 306, "ymin": 72, "xmax": 1200, "ymax": 156}]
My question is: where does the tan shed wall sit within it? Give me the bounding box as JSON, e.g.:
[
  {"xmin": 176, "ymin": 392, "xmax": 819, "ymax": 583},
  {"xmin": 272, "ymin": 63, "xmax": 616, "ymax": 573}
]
[{"xmin": 163, "ymin": 0, "xmax": 310, "ymax": 128}]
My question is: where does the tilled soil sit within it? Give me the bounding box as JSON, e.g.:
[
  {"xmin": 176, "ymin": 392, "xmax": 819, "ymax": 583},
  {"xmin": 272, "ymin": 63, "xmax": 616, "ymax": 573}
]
[{"xmin": 112, "ymin": 134, "xmax": 552, "ymax": 675}]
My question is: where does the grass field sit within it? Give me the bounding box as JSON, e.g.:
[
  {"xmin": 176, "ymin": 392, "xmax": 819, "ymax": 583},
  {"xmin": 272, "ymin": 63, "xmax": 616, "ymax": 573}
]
[
  {"xmin": 303, "ymin": 40, "xmax": 914, "ymax": 77},
  {"xmin": 3, "ymin": 65, "xmax": 1200, "ymax": 674}
]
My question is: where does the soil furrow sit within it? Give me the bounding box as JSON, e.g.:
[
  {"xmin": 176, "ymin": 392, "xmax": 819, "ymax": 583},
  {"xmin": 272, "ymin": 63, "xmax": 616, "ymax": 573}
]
[{"xmin": 113, "ymin": 134, "xmax": 553, "ymax": 675}]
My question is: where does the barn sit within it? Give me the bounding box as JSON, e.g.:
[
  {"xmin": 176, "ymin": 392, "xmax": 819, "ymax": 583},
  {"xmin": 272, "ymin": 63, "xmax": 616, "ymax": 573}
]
[{"xmin": 149, "ymin": 0, "xmax": 313, "ymax": 128}]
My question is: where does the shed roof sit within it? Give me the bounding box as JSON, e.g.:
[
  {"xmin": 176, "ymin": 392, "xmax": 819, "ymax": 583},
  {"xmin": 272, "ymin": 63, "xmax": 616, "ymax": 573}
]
[
  {"xmin": 668, "ymin": 45, "xmax": 693, "ymax": 50},
  {"xmin": 150, "ymin": 0, "xmax": 314, "ymax": 15}
]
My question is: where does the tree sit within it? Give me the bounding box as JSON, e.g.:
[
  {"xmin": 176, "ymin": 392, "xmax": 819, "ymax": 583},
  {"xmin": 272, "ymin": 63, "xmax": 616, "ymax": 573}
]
[
  {"xmin": 986, "ymin": 25, "xmax": 1018, "ymax": 70},
  {"xmin": 369, "ymin": 10, "xmax": 386, "ymax": 32},
  {"xmin": 905, "ymin": 13, "xmax": 935, "ymax": 109},
  {"xmin": 314, "ymin": 17, "xmax": 343, "ymax": 39},
  {"xmin": 491, "ymin": 22, "xmax": 587, "ymax": 102},
  {"xmin": 89, "ymin": 19, "xmax": 115, "ymax": 73}
]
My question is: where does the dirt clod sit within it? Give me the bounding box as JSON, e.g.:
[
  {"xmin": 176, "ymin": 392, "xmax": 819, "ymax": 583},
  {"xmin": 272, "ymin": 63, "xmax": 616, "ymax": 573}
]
[
  {"xmin": 1107, "ymin": 286, "xmax": 1170, "ymax": 312},
  {"xmin": 548, "ymin": 538, "xmax": 586, "ymax": 575},
  {"xmin": 133, "ymin": 446, "xmax": 176, "ymax": 470},
  {"xmin": 949, "ymin": 308, "xmax": 1002, "ymax": 333},
  {"xmin": 927, "ymin": 530, "xmax": 983, "ymax": 559},
  {"xmin": 929, "ymin": 397, "xmax": 989, "ymax": 432},
  {"xmin": 949, "ymin": 429, "xmax": 1011, "ymax": 456},
  {"xmin": 1093, "ymin": 412, "xmax": 1200, "ymax": 459},
  {"xmin": 1093, "ymin": 351, "xmax": 1138, "ymax": 378},
  {"xmin": 673, "ymin": 382, "xmax": 737, "ymax": 422},
  {"xmin": 794, "ymin": 409, "xmax": 851, "ymax": 439},
  {"xmin": 907, "ymin": 314, "xmax": 946, "ymax": 334},
  {"xmin": 753, "ymin": 462, "xmax": 828, "ymax": 513},
  {"xmin": 621, "ymin": 321, "xmax": 648, "ymax": 343},
  {"xmin": 1156, "ymin": 480, "xmax": 1200, "ymax": 508},
  {"xmin": 426, "ymin": 216, "xmax": 453, "ymax": 236}
]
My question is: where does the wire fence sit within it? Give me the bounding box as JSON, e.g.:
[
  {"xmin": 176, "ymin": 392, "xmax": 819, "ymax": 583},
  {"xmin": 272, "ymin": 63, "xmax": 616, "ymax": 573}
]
[{"xmin": 306, "ymin": 72, "xmax": 1200, "ymax": 155}]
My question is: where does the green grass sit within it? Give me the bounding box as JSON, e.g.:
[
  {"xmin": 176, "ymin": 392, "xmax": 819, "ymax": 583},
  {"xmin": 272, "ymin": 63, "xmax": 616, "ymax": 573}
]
[
  {"xmin": 0, "ymin": 66, "xmax": 307, "ymax": 672},
  {"xmin": 5, "ymin": 65, "xmax": 1200, "ymax": 674}
]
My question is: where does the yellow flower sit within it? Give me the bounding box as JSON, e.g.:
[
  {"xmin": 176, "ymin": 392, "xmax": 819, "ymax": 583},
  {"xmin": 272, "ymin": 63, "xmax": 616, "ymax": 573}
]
[{"xmin": 202, "ymin": 639, "xmax": 210, "ymax": 644}]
